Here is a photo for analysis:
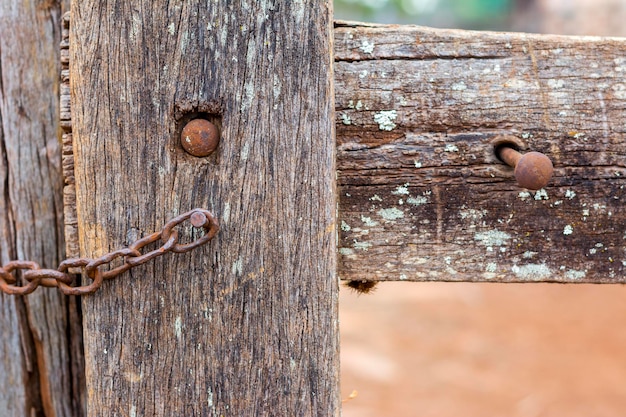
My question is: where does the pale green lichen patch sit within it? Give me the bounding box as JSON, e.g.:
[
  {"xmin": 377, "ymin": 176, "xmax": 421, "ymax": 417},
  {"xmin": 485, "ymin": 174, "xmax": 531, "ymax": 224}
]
[
  {"xmin": 518, "ymin": 191, "xmax": 531, "ymax": 201},
  {"xmin": 565, "ymin": 189, "xmax": 576, "ymax": 199},
  {"xmin": 339, "ymin": 248, "xmax": 354, "ymax": 256},
  {"xmin": 377, "ymin": 207, "xmax": 404, "ymax": 221},
  {"xmin": 373, "ymin": 110, "xmax": 397, "ymax": 131},
  {"xmin": 392, "ymin": 183, "xmax": 410, "ymax": 195},
  {"xmin": 348, "ymin": 99, "xmax": 363, "ymax": 110},
  {"xmin": 369, "ymin": 194, "xmax": 382, "ymax": 202},
  {"xmin": 565, "ymin": 269, "xmax": 587, "ymax": 280},
  {"xmin": 341, "ymin": 221, "xmax": 351, "ymax": 232},
  {"xmin": 534, "ymin": 189, "xmax": 549, "ymax": 200},
  {"xmin": 361, "ymin": 215, "xmax": 379, "ymax": 227},
  {"xmin": 483, "ymin": 262, "xmax": 498, "ymax": 279},
  {"xmin": 360, "ymin": 39, "xmax": 375, "ymax": 54},
  {"xmin": 444, "ymin": 144, "xmax": 459, "ymax": 152},
  {"xmin": 548, "ymin": 79, "xmax": 565, "ymax": 89},
  {"xmin": 460, "ymin": 208, "xmax": 487, "ymax": 221},
  {"xmin": 446, "ymin": 267, "xmax": 458, "ymax": 275},
  {"xmin": 451, "ymin": 81, "xmax": 467, "ymax": 91},
  {"xmin": 474, "ymin": 230, "xmax": 511, "ymax": 248},
  {"xmin": 563, "ymin": 225, "xmax": 573, "ymax": 235},
  {"xmin": 511, "ymin": 263, "xmax": 551, "ymax": 281},
  {"xmin": 340, "ymin": 113, "xmax": 352, "ymax": 125},
  {"xmin": 353, "ymin": 240, "xmax": 372, "ymax": 251},
  {"xmin": 407, "ymin": 196, "xmax": 429, "ymax": 206}
]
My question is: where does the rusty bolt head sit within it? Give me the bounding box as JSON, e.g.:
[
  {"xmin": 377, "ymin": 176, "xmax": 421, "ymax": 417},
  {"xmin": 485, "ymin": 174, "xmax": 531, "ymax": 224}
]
[
  {"xmin": 190, "ymin": 211, "xmax": 208, "ymax": 228},
  {"xmin": 514, "ymin": 151, "xmax": 554, "ymax": 190},
  {"xmin": 180, "ymin": 119, "xmax": 219, "ymax": 157}
]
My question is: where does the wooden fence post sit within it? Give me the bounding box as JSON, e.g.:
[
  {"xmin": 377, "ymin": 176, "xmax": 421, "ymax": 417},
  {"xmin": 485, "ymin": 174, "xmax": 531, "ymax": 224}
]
[
  {"xmin": 0, "ymin": 1, "xmax": 84, "ymax": 416},
  {"xmin": 70, "ymin": 1, "xmax": 338, "ymax": 415}
]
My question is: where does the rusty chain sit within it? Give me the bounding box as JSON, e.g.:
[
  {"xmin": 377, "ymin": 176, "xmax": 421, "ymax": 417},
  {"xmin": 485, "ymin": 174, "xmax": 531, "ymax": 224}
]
[{"xmin": 0, "ymin": 209, "xmax": 218, "ymax": 296}]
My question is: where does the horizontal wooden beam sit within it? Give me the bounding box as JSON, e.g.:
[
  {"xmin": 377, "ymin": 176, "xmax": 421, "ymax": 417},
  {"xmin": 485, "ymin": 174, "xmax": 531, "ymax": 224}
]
[{"xmin": 335, "ymin": 21, "xmax": 625, "ymax": 283}]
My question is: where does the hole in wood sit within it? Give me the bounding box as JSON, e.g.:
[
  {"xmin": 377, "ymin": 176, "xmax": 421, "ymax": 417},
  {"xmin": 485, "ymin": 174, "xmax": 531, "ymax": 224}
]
[
  {"xmin": 493, "ymin": 137, "xmax": 523, "ymax": 164},
  {"xmin": 493, "ymin": 137, "xmax": 554, "ymax": 190}
]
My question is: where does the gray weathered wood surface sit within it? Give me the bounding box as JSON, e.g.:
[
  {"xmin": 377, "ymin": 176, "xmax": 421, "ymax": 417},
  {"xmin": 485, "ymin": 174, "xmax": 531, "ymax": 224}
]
[
  {"xmin": 70, "ymin": 1, "xmax": 338, "ymax": 416},
  {"xmin": 335, "ymin": 22, "xmax": 625, "ymax": 283},
  {"xmin": 61, "ymin": 12, "xmax": 80, "ymax": 262},
  {"xmin": 0, "ymin": 1, "xmax": 84, "ymax": 417}
]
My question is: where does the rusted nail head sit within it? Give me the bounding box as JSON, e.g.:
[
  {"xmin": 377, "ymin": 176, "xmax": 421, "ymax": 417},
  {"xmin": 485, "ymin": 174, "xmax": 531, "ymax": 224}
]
[
  {"xmin": 514, "ymin": 151, "xmax": 554, "ymax": 190},
  {"xmin": 190, "ymin": 211, "xmax": 208, "ymax": 228},
  {"xmin": 181, "ymin": 119, "xmax": 219, "ymax": 157}
]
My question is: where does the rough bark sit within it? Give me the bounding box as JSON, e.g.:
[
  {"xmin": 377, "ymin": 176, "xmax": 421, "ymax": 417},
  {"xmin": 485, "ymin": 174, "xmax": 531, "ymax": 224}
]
[
  {"xmin": 0, "ymin": 1, "xmax": 83, "ymax": 417},
  {"xmin": 335, "ymin": 22, "xmax": 625, "ymax": 283},
  {"xmin": 71, "ymin": 1, "xmax": 338, "ymax": 416}
]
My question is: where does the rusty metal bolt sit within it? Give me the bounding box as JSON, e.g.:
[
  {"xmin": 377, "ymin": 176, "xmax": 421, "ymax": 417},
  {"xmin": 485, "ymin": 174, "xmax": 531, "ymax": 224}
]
[
  {"xmin": 190, "ymin": 211, "xmax": 208, "ymax": 228},
  {"xmin": 497, "ymin": 146, "xmax": 554, "ymax": 190},
  {"xmin": 180, "ymin": 119, "xmax": 219, "ymax": 157}
]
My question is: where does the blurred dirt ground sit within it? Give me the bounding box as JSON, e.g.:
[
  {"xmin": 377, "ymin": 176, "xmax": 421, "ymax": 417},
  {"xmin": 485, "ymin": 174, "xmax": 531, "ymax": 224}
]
[{"xmin": 340, "ymin": 282, "xmax": 626, "ymax": 417}]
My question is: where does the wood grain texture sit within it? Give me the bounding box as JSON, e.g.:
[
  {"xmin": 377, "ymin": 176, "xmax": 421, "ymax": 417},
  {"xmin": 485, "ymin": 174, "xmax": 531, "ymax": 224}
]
[
  {"xmin": 0, "ymin": 1, "xmax": 82, "ymax": 417},
  {"xmin": 335, "ymin": 22, "xmax": 626, "ymax": 283},
  {"xmin": 60, "ymin": 12, "xmax": 88, "ymax": 416},
  {"xmin": 61, "ymin": 12, "xmax": 80, "ymax": 262},
  {"xmin": 71, "ymin": 1, "xmax": 338, "ymax": 416}
]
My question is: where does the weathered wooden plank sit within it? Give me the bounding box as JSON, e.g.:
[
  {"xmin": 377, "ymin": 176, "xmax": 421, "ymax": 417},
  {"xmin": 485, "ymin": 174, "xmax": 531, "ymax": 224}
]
[
  {"xmin": 71, "ymin": 1, "xmax": 337, "ymax": 416},
  {"xmin": 335, "ymin": 22, "xmax": 625, "ymax": 283},
  {"xmin": 60, "ymin": 12, "xmax": 88, "ymax": 416},
  {"xmin": 61, "ymin": 12, "xmax": 80, "ymax": 263},
  {"xmin": 0, "ymin": 1, "xmax": 82, "ymax": 417}
]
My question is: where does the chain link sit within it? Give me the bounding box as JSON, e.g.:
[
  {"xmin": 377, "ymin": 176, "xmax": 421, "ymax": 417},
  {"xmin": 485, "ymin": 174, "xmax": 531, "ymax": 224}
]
[{"xmin": 0, "ymin": 209, "xmax": 218, "ymax": 296}]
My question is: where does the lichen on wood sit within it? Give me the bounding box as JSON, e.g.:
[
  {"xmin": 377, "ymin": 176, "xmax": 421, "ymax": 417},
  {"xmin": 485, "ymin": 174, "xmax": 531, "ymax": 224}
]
[{"xmin": 335, "ymin": 22, "xmax": 625, "ymax": 283}]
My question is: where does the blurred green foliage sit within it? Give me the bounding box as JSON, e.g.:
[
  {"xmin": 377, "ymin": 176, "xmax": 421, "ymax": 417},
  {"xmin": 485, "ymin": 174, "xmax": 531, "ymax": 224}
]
[{"xmin": 334, "ymin": 0, "xmax": 513, "ymax": 30}]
